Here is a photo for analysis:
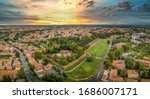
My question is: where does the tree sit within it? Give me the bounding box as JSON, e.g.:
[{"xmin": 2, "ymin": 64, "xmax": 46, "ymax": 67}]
[
  {"xmin": 18, "ymin": 67, "xmax": 26, "ymax": 79},
  {"xmin": 3, "ymin": 75, "xmax": 12, "ymax": 82},
  {"xmin": 52, "ymin": 54, "xmax": 58, "ymax": 61},
  {"xmin": 139, "ymin": 64, "xmax": 146, "ymax": 71},
  {"xmin": 148, "ymin": 50, "xmax": 150, "ymax": 55},
  {"xmin": 118, "ymin": 69, "xmax": 127, "ymax": 78},
  {"xmin": 42, "ymin": 74, "xmax": 63, "ymax": 82},
  {"xmin": 67, "ymin": 54, "xmax": 76, "ymax": 62},
  {"xmin": 108, "ymin": 51, "xmax": 116, "ymax": 61},
  {"xmin": 141, "ymin": 70, "xmax": 150, "ymax": 78},
  {"xmin": 42, "ymin": 57, "xmax": 49, "ymax": 65},
  {"xmin": 135, "ymin": 61, "xmax": 140, "ymax": 70},
  {"xmin": 86, "ymin": 56, "xmax": 93, "ymax": 62},
  {"xmin": 107, "ymin": 40, "xmax": 110, "ymax": 44},
  {"xmin": 59, "ymin": 59, "xmax": 68, "ymax": 65},
  {"xmin": 28, "ymin": 63, "xmax": 35, "ymax": 72},
  {"xmin": 76, "ymin": 46, "xmax": 84, "ymax": 54},
  {"xmin": 122, "ymin": 44, "xmax": 131, "ymax": 52},
  {"xmin": 34, "ymin": 50, "xmax": 42, "ymax": 60},
  {"xmin": 41, "ymin": 48, "xmax": 46, "ymax": 54},
  {"xmin": 104, "ymin": 59, "xmax": 111, "ymax": 69},
  {"xmin": 115, "ymin": 47, "xmax": 124, "ymax": 57},
  {"xmin": 16, "ymin": 51, "xmax": 20, "ymax": 57},
  {"xmin": 41, "ymin": 66, "xmax": 66, "ymax": 82},
  {"xmin": 126, "ymin": 59, "xmax": 135, "ymax": 69}
]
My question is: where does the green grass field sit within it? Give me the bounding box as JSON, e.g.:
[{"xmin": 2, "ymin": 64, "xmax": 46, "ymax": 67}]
[
  {"xmin": 65, "ymin": 54, "xmax": 87, "ymax": 71},
  {"xmin": 65, "ymin": 39, "xmax": 109, "ymax": 81}
]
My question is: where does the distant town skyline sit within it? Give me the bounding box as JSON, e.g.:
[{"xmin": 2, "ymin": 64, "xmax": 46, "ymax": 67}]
[{"xmin": 0, "ymin": 0, "xmax": 150, "ymax": 25}]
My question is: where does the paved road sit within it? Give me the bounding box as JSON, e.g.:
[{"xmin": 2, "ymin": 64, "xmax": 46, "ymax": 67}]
[
  {"xmin": 89, "ymin": 39, "xmax": 112, "ymax": 82},
  {"xmin": 12, "ymin": 46, "xmax": 37, "ymax": 82}
]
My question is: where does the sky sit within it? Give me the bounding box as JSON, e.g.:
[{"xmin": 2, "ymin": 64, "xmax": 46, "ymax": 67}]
[{"xmin": 0, "ymin": 0, "xmax": 150, "ymax": 25}]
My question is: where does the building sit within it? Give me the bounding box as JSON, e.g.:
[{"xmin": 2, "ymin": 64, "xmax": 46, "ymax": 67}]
[
  {"xmin": 13, "ymin": 60, "xmax": 21, "ymax": 70},
  {"xmin": 0, "ymin": 66, "xmax": 5, "ymax": 70},
  {"xmin": 0, "ymin": 70, "xmax": 18, "ymax": 80},
  {"xmin": 16, "ymin": 79, "xmax": 26, "ymax": 82},
  {"xmin": 112, "ymin": 60, "xmax": 126, "ymax": 69},
  {"xmin": 113, "ymin": 42, "xmax": 126, "ymax": 48},
  {"xmin": 127, "ymin": 70, "xmax": 139, "ymax": 79},
  {"xmin": 136, "ymin": 59, "xmax": 150, "ymax": 68},
  {"xmin": 53, "ymin": 50, "xmax": 71, "ymax": 58},
  {"xmin": 109, "ymin": 69, "xmax": 118, "ymax": 79},
  {"xmin": 6, "ymin": 66, "xmax": 12, "ymax": 70},
  {"xmin": 102, "ymin": 70, "xmax": 109, "ymax": 81},
  {"xmin": 143, "ymin": 57, "xmax": 150, "ymax": 61},
  {"xmin": 43, "ymin": 64, "xmax": 53, "ymax": 71},
  {"xmin": 109, "ymin": 69, "xmax": 124, "ymax": 82},
  {"xmin": 126, "ymin": 78, "xmax": 138, "ymax": 82},
  {"xmin": 140, "ymin": 79, "xmax": 150, "ymax": 82},
  {"xmin": 3, "ymin": 61, "xmax": 11, "ymax": 67},
  {"xmin": 0, "ymin": 59, "xmax": 2, "ymax": 67},
  {"xmin": 34, "ymin": 66, "xmax": 45, "ymax": 77},
  {"xmin": 110, "ymin": 77, "xmax": 124, "ymax": 82},
  {"xmin": 61, "ymin": 50, "xmax": 71, "ymax": 58},
  {"xmin": 34, "ymin": 66, "xmax": 44, "ymax": 73},
  {"xmin": 36, "ymin": 71, "xmax": 46, "ymax": 77}
]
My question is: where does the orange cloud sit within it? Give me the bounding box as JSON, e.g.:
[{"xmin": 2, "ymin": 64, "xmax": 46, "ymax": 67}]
[{"xmin": 9, "ymin": 0, "xmax": 100, "ymax": 24}]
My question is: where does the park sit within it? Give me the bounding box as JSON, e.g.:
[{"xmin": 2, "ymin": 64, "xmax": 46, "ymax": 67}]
[{"xmin": 65, "ymin": 39, "xmax": 109, "ymax": 81}]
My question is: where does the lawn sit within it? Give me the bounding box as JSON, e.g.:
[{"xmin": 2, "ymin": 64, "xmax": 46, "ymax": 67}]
[
  {"xmin": 65, "ymin": 54, "xmax": 87, "ymax": 71},
  {"xmin": 86, "ymin": 39, "xmax": 108, "ymax": 58},
  {"xmin": 66, "ymin": 39, "xmax": 109, "ymax": 81}
]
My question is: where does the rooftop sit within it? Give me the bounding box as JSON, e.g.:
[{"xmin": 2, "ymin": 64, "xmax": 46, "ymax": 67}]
[
  {"xmin": 140, "ymin": 79, "xmax": 150, "ymax": 82},
  {"xmin": 126, "ymin": 78, "xmax": 138, "ymax": 82},
  {"xmin": 112, "ymin": 60, "xmax": 125, "ymax": 69},
  {"xmin": 109, "ymin": 69, "xmax": 118, "ymax": 79}
]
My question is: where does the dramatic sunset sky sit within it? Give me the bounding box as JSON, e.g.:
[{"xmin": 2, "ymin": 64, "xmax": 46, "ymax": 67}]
[{"xmin": 0, "ymin": 0, "xmax": 150, "ymax": 25}]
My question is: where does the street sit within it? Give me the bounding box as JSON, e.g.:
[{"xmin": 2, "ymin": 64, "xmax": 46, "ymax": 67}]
[{"xmin": 12, "ymin": 46, "xmax": 37, "ymax": 82}]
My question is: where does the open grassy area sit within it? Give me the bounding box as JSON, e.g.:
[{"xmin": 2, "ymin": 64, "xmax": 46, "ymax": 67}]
[
  {"xmin": 66, "ymin": 39, "xmax": 109, "ymax": 81},
  {"xmin": 65, "ymin": 54, "xmax": 87, "ymax": 71},
  {"xmin": 86, "ymin": 39, "xmax": 108, "ymax": 58}
]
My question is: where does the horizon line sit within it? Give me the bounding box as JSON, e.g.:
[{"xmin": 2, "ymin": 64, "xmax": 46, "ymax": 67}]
[{"xmin": 0, "ymin": 24, "xmax": 150, "ymax": 26}]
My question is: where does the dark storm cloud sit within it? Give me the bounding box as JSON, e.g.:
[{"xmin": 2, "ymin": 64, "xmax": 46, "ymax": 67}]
[
  {"xmin": 117, "ymin": 1, "xmax": 132, "ymax": 11},
  {"xmin": 0, "ymin": 1, "xmax": 19, "ymax": 9},
  {"xmin": 0, "ymin": 1, "xmax": 40, "ymax": 23},
  {"xmin": 138, "ymin": 4, "xmax": 150, "ymax": 12},
  {"xmin": 77, "ymin": 0, "xmax": 150, "ymax": 24},
  {"xmin": 0, "ymin": 15, "xmax": 40, "ymax": 22},
  {"xmin": 77, "ymin": 0, "xmax": 96, "ymax": 7}
]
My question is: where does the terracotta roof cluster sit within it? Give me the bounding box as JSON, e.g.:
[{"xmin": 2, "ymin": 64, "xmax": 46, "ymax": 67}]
[
  {"xmin": 0, "ymin": 70, "xmax": 18, "ymax": 79},
  {"xmin": 61, "ymin": 50, "xmax": 71, "ymax": 58},
  {"xmin": 112, "ymin": 60, "xmax": 126, "ymax": 69},
  {"xmin": 113, "ymin": 42, "xmax": 126, "ymax": 48},
  {"xmin": 127, "ymin": 70, "xmax": 139, "ymax": 79},
  {"xmin": 12, "ymin": 42, "xmax": 53, "ymax": 78},
  {"xmin": 109, "ymin": 69, "xmax": 124, "ymax": 82},
  {"xmin": 0, "ymin": 41, "xmax": 22, "ymax": 80},
  {"xmin": 136, "ymin": 59, "xmax": 150, "ymax": 68},
  {"xmin": 34, "ymin": 64, "xmax": 53, "ymax": 77}
]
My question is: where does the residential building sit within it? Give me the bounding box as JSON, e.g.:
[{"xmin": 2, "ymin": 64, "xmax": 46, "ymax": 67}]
[
  {"xmin": 127, "ymin": 70, "xmax": 139, "ymax": 79},
  {"xmin": 112, "ymin": 60, "xmax": 126, "ymax": 69}
]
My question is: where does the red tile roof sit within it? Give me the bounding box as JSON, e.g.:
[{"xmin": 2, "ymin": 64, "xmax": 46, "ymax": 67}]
[
  {"xmin": 112, "ymin": 60, "xmax": 125, "ymax": 69},
  {"xmin": 126, "ymin": 79, "xmax": 138, "ymax": 82},
  {"xmin": 0, "ymin": 70, "xmax": 18, "ymax": 77},
  {"xmin": 140, "ymin": 79, "xmax": 150, "ymax": 82},
  {"xmin": 109, "ymin": 69, "xmax": 118, "ymax": 79}
]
